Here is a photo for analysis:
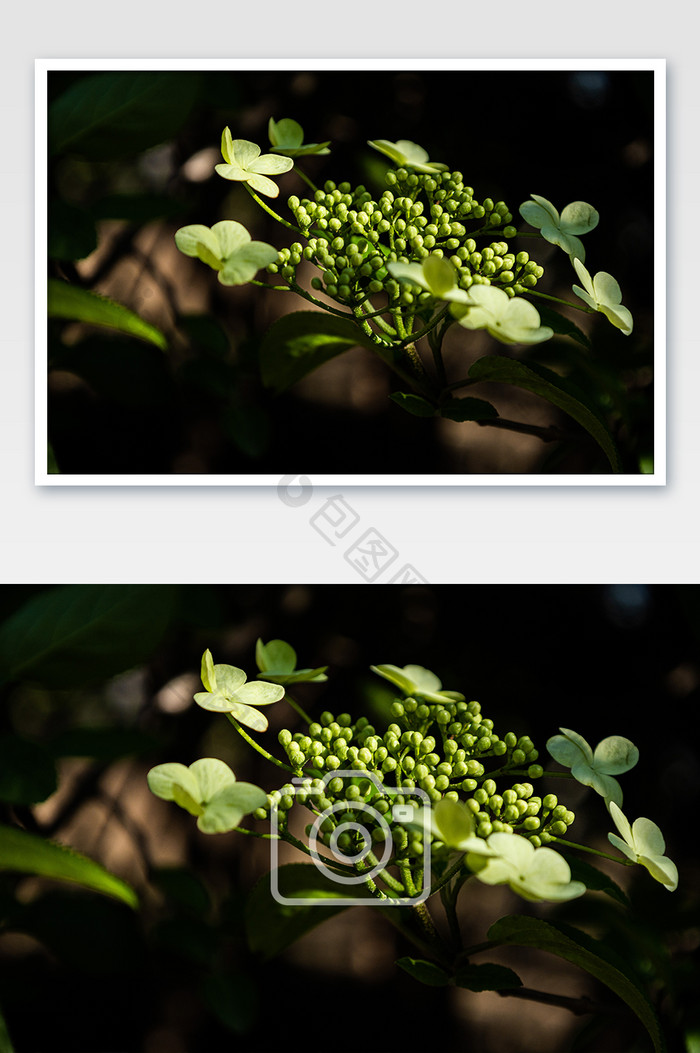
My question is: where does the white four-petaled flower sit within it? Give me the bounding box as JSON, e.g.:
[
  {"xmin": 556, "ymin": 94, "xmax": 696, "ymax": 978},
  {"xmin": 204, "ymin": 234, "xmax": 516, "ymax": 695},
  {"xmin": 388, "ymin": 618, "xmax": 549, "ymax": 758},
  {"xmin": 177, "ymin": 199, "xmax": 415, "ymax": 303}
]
[
  {"xmin": 608, "ymin": 803, "xmax": 678, "ymax": 891},
  {"xmin": 467, "ymin": 832, "xmax": 586, "ymax": 902},
  {"xmin": 451, "ymin": 285, "xmax": 553, "ymax": 346},
  {"xmin": 174, "ymin": 220, "xmax": 278, "ymax": 286},
  {"xmin": 194, "ymin": 649, "xmax": 285, "ymax": 732},
  {"xmin": 546, "ymin": 728, "xmax": 638, "ymax": 808},
  {"xmin": 572, "ymin": 258, "xmax": 634, "ymax": 335},
  {"xmin": 519, "ymin": 194, "xmax": 599, "ymax": 262},
  {"xmin": 215, "ymin": 129, "xmax": 293, "ymax": 198},
  {"xmin": 367, "ymin": 139, "xmax": 448, "ymax": 173}
]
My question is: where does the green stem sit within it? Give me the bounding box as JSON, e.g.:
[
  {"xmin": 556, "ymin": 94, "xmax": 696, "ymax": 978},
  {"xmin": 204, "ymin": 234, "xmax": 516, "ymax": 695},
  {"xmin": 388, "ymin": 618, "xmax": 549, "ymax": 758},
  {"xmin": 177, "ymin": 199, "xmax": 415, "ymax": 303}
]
[
  {"xmin": 553, "ymin": 836, "xmax": 632, "ymax": 866},
  {"xmin": 225, "ymin": 714, "xmax": 296, "ymax": 773},
  {"xmin": 244, "ymin": 184, "xmax": 304, "ymax": 234},
  {"xmin": 428, "ymin": 853, "xmax": 468, "ymax": 899},
  {"xmin": 293, "ymin": 166, "xmax": 318, "ymax": 193},
  {"xmin": 285, "ymin": 693, "xmax": 313, "ymax": 725},
  {"xmin": 527, "ymin": 288, "xmax": 595, "ymax": 315}
]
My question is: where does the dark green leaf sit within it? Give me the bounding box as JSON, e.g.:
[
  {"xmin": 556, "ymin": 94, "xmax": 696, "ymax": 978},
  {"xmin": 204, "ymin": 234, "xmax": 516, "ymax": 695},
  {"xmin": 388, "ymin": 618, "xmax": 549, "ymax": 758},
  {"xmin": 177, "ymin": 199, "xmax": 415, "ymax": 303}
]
[
  {"xmin": 489, "ymin": 915, "xmax": 665, "ymax": 1053},
  {"xmin": 389, "ymin": 392, "xmax": 436, "ymax": 417},
  {"xmin": 201, "ymin": 970, "xmax": 259, "ymax": 1035},
  {"xmin": 396, "ymin": 957, "xmax": 450, "ymax": 986},
  {"xmin": 259, "ymin": 311, "xmax": 376, "ymax": 394},
  {"xmin": 48, "ymin": 199, "xmax": 97, "ymax": 261},
  {"xmin": 535, "ymin": 304, "xmax": 592, "ymax": 349},
  {"xmin": 454, "ymin": 962, "xmax": 522, "ymax": 991},
  {"xmin": 0, "ymin": 737, "xmax": 57, "ymax": 805},
  {"xmin": 0, "ymin": 584, "xmax": 178, "ymax": 688},
  {"xmin": 48, "ymin": 279, "xmax": 167, "ymax": 350},
  {"xmin": 47, "ymin": 443, "xmax": 60, "ymax": 474},
  {"xmin": 563, "ymin": 855, "xmax": 631, "ymax": 906},
  {"xmin": 468, "ymin": 355, "xmax": 621, "ymax": 472},
  {"xmin": 48, "ymin": 71, "xmax": 199, "ymax": 159},
  {"xmin": 0, "ymin": 1003, "xmax": 14, "ymax": 1053},
  {"xmin": 439, "ymin": 396, "xmax": 500, "ymax": 422},
  {"xmin": 245, "ymin": 864, "xmax": 370, "ymax": 960},
  {"xmin": 0, "ymin": 825, "xmax": 138, "ymax": 909},
  {"xmin": 151, "ymin": 867, "xmax": 211, "ymax": 915}
]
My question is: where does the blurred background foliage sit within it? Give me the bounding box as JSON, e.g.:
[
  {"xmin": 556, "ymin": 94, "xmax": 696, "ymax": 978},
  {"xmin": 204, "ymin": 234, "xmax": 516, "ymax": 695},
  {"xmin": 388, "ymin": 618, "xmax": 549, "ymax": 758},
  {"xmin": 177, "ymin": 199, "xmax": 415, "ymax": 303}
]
[
  {"xmin": 0, "ymin": 584, "xmax": 697, "ymax": 1053},
  {"xmin": 46, "ymin": 68, "xmax": 655, "ymax": 476}
]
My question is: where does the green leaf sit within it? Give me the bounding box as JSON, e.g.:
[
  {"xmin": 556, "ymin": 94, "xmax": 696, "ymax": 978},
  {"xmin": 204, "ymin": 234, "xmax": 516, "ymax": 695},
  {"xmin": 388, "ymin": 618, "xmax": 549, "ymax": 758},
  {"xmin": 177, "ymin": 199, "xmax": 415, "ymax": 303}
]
[
  {"xmin": 0, "ymin": 824, "xmax": 138, "ymax": 909},
  {"xmin": 453, "ymin": 962, "xmax": 522, "ymax": 992},
  {"xmin": 535, "ymin": 303, "xmax": 592, "ymax": 349},
  {"xmin": 0, "ymin": 736, "xmax": 57, "ymax": 805},
  {"xmin": 0, "ymin": 1003, "xmax": 15, "ymax": 1053},
  {"xmin": 245, "ymin": 863, "xmax": 370, "ymax": 959},
  {"xmin": 259, "ymin": 311, "xmax": 376, "ymax": 394},
  {"xmin": 396, "ymin": 957, "xmax": 450, "ymax": 986},
  {"xmin": 468, "ymin": 355, "xmax": 621, "ymax": 472},
  {"xmin": 47, "ymin": 443, "xmax": 60, "ymax": 474},
  {"xmin": 439, "ymin": 396, "xmax": 500, "ymax": 422},
  {"xmin": 563, "ymin": 855, "xmax": 631, "ymax": 907},
  {"xmin": 0, "ymin": 584, "xmax": 178, "ymax": 688},
  {"xmin": 48, "ymin": 279, "xmax": 167, "ymax": 350},
  {"xmin": 48, "ymin": 71, "xmax": 199, "ymax": 160},
  {"xmin": 489, "ymin": 915, "xmax": 665, "ymax": 1052},
  {"xmin": 389, "ymin": 392, "xmax": 436, "ymax": 417}
]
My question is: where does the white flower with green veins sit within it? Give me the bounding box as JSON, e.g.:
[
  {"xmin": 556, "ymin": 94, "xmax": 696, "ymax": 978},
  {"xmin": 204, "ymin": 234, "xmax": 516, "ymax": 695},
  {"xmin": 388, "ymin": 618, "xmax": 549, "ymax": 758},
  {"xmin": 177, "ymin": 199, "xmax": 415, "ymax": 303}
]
[
  {"xmin": 451, "ymin": 285, "xmax": 553, "ymax": 346},
  {"xmin": 572, "ymin": 258, "xmax": 634, "ymax": 335},
  {"xmin": 387, "ymin": 255, "xmax": 471, "ymax": 304},
  {"xmin": 174, "ymin": 220, "xmax": 278, "ymax": 286},
  {"xmin": 147, "ymin": 758, "xmax": 267, "ymax": 833},
  {"xmin": 370, "ymin": 663, "xmax": 464, "ymax": 703},
  {"xmin": 467, "ymin": 832, "xmax": 587, "ymax": 902},
  {"xmin": 194, "ymin": 649, "xmax": 285, "ymax": 731},
  {"xmin": 268, "ymin": 117, "xmax": 330, "ymax": 157},
  {"xmin": 519, "ymin": 194, "xmax": 599, "ymax": 261},
  {"xmin": 367, "ymin": 139, "xmax": 449, "ymax": 173},
  {"xmin": 546, "ymin": 728, "xmax": 638, "ymax": 808},
  {"xmin": 215, "ymin": 129, "xmax": 294, "ymax": 197},
  {"xmin": 608, "ymin": 803, "xmax": 678, "ymax": 891}
]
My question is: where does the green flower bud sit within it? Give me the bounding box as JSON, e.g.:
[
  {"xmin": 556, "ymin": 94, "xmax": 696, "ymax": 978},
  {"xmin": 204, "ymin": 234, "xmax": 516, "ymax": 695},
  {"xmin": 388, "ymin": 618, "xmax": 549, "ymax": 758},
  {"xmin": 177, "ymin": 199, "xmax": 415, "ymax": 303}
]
[
  {"xmin": 528, "ymin": 764, "xmax": 544, "ymax": 779},
  {"xmin": 543, "ymin": 794, "xmax": 558, "ymax": 811},
  {"xmin": 523, "ymin": 816, "xmax": 541, "ymax": 831},
  {"xmin": 477, "ymin": 820, "xmax": 493, "ymax": 838}
]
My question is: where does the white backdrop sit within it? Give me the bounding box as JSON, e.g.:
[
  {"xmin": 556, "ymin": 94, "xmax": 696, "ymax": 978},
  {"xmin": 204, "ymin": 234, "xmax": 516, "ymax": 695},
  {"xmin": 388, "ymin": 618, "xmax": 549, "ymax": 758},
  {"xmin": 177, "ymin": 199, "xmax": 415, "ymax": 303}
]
[{"xmin": 3, "ymin": 3, "xmax": 697, "ymax": 583}]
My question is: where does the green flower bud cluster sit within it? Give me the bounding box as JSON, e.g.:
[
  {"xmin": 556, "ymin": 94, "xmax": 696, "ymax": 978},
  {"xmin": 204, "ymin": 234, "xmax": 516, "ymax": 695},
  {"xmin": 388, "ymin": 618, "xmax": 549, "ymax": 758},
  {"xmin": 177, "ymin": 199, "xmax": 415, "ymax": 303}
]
[
  {"xmin": 271, "ymin": 167, "xmax": 543, "ymax": 310},
  {"xmin": 253, "ymin": 700, "xmax": 574, "ymax": 851}
]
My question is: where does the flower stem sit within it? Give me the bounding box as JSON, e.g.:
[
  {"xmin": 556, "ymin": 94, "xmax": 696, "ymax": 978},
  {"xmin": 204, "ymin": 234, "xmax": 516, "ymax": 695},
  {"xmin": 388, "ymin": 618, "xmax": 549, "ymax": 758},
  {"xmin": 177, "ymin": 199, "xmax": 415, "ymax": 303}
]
[
  {"xmin": 285, "ymin": 692, "xmax": 313, "ymax": 725},
  {"xmin": 553, "ymin": 836, "xmax": 631, "ymax": 866},
  {"xmin": 244, "ymin": 185, "xmax": 304, "ymax": 234},
  {"xmin": 225, "ymin": 714, "xmax": 295, "ymax": 773}
]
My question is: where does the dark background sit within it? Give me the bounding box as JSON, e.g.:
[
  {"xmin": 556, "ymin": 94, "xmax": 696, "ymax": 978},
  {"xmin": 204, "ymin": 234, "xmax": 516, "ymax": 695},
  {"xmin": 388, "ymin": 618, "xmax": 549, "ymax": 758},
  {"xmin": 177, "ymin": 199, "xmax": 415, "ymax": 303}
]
[
  {"xmin": 0, "ymin": 584, "xmax": 697, "ymax": 1052},
  {"xmin": 47, "ymin": 68, "xmax": 656, "ymax": 475}
]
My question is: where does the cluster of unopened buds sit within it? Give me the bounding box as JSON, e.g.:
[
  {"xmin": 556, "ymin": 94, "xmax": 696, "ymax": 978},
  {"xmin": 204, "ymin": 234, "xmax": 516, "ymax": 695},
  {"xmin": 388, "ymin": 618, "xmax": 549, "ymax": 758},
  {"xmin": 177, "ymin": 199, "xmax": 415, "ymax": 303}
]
[
  {"xmin": 148, "ymin": 642, "xmax": 677, "ymax": 905},
  {"xmin": 174, "ymin": 120, "xmax": 633, "ymax": 351}
]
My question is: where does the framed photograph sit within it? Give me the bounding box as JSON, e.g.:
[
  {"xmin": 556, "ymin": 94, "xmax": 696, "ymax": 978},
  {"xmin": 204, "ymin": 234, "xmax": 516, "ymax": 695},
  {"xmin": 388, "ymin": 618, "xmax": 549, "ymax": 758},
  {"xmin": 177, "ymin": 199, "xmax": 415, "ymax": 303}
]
[{"xmin": 37, "ymin": 59, "xmax": 664, "ymax": 484}]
